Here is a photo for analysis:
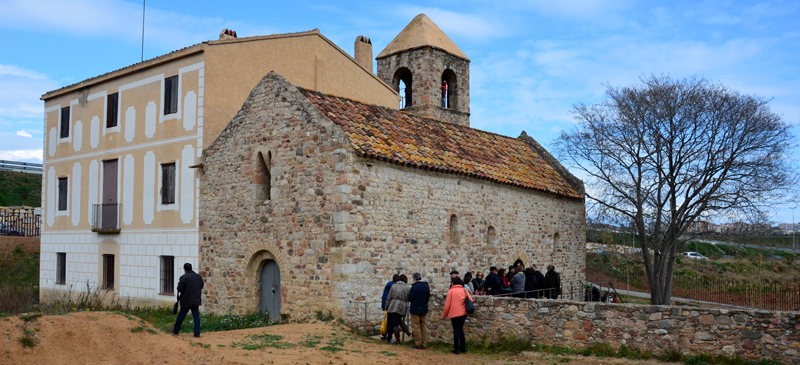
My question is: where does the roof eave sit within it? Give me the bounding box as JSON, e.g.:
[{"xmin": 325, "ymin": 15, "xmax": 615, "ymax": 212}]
[{"xmin": 41, "ymin": 44, "xmax": 206, "ymax": 101}]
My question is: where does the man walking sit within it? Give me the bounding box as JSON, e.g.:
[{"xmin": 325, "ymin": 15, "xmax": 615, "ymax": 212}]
[
  {"xmin": 407, "ymin": 273, "xmax": 430, "ymax": 349},
  {"xmin": 173, "ymin": 262, "xmax": 205, "ymax": 337}
]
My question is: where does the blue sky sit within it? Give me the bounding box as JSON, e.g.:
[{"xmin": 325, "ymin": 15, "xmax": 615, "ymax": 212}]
[{"xmin": 1, "ymin": 0, "xmax": 799, "ymax": 223}]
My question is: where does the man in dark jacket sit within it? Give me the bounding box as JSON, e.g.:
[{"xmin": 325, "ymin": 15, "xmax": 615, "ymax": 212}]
[
  {"xmin": 533, "ymin": 265, "xmax": 546, "ymax": 298},
  {"xmin": 523, "ymin": 268, "xmax": 538, "ymax": 298},
  {"xmin": 380, "ymin": 274, "xmax": 399, "ymax": 340},
  {"xmin": 173, "ymin": 263, "xmax": 205, "ymax": 337},
  {"xmin": 484, "ymin": 266, "xmax": 502, "ymax": 296},
  {"xmin": 543, "ymin": 265, "xmax": 561, "ymax": 299},
  {"xmin": 407, "ymin": 273, "xmax": 430, "ymax": 349}
]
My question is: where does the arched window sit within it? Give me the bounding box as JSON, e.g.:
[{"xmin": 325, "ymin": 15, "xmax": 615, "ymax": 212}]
[
  {"xmin": 449, "ymin": 214, "xmax": 460, "ymax": 245},
  {"xmin": 441, "ymin": 69, "xmax": 457, "ymax": 109},
  {"xmin": 553, "ymin": 232, "xmax": 561, "ymax": 252},
  {"xmin": 487, "ymin": 226, "xmax": 497, "ymax": 246},
  {"xmin": 254, "ymin": 151, "xmax": 271, "ymax": 201},
  {"xmin": 393, "ymin": 68, "xmax": 413, "ymax": 109}
]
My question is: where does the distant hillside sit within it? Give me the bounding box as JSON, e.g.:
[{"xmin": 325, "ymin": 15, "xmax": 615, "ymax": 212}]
[{"xmin": 0, "ymin": 171, "xmax": 41, "ymax": 207}]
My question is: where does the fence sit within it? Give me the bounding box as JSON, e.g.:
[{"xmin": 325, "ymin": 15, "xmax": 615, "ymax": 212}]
[
  {"xmin": 0, "ymin": 207, "xmax": 40, "ymax": 237},
  {"xmin": 672, "ymin": 275, "xmax": 800, "ymax": 311},
  {"xmin": 0, "ymin": 160, "xmax": 43, "ymax": 174},
  {"xmin": 92, "ymin": 204, "xmax": 121, "ymax": 233}
]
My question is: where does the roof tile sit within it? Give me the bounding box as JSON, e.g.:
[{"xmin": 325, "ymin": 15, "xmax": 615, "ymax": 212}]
[{"xmin": 298, "ymin": 89, "xmax": 582, "ymax": 198}]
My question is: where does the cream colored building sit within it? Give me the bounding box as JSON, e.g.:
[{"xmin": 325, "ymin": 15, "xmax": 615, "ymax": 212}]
[{"xmin": 39, "ymin": 29, "xmax": 398, "ymax": 304}]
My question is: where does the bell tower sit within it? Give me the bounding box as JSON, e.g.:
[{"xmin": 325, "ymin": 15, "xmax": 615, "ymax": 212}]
[{"xmin": 376, "ymin": 14, "xmax": 470, "ymax": 126}]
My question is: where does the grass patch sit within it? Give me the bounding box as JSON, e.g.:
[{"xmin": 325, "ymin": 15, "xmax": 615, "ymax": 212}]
[
  {"xmin": 0, "ymin": 247, "xmax": 39, "ymax": 314},
  {"xmin": 379, "ymin": 350, "xmax": 397, "ymax": 356},
  {"xmin": 320, "ymin": 336, "xmax": 346, "ymax": 352},
  {"xmin": 19, "ymin": 312, "xmax": 42, "ymax": 322},
  {"xmin": 231, "ymin": 333, "xmax": 294, "ymax": 350},
  {"xmin": 299, "ymin": 334, "xmax": 322, "ymax": 348}
]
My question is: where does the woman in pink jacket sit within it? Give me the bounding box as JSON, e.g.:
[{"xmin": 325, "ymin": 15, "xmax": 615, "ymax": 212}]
[{"xmin": 441, "ymin": 276, "xmax": 473, "ymax": 354}]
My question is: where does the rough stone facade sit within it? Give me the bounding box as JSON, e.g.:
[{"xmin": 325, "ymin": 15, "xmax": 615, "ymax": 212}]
[
  {"xmin": 425, "ymin": 296, "xmax": 800, "ymax": 364},
  {"xmin": 377, "ymin": 47, "xmax": 470, "ymax": 126},
  {"xmin": 198, "ymin": 72, "xmax": 585, "ymax": 323}
]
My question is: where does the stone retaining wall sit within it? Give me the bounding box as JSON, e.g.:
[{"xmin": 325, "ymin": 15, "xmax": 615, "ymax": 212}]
[{"xmin": 424, "ymin": 295, "xmax": 800, "ymax": 364}]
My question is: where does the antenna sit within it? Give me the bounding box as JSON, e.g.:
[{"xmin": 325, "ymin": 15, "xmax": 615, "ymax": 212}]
[{"xmin": 141, "ymin": 0, "xmax": 146, "ymax": 62}]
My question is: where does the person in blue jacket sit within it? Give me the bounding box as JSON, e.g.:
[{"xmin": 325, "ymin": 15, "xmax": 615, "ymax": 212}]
[
  {"xmin": 483, "ymin": 266, "xmax": 502, "ymax": 296},
  {"xmin": 380, "ymin": 274, "xmax": 399, "ymax": 340}
]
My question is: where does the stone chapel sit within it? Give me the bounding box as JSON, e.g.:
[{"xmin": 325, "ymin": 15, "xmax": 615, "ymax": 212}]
[{"xmin": 197, "ymin": 14, "xmax": 586, "ymax": 322}]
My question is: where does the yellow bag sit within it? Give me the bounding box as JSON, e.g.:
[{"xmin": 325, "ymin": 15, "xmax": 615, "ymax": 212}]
[{"xmin": 380, "ymin": 311, "xmax": 388, "ymax": 335}]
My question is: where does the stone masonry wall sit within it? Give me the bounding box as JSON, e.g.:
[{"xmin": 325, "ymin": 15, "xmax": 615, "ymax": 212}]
[
  {"xmin": 377, "ymin": 47, "xmax": 470, "ymax": 126},
  {"xmin": 334, "ymin": 158, "xmax": 585, "ymax": 324},
  {"xmin": 199, "ymin": 72, "xmax": 356, "ymax": 318},
  {"xmin": 425, "ymin": 295, "xmax": 800, "ymax": 364}
]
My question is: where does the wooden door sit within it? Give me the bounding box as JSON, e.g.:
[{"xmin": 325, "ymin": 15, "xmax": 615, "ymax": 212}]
[
  {"xmin": 102, "ymin": 159, "xmax": 118, "ymax": 230},
  {"xmin": 259, "ymin": 260, "xmax": 281, "ymax": 321}
]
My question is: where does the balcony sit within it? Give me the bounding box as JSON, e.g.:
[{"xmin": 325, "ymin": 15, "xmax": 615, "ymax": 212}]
[{"xmin": 92, "ymin": 204, "xmax": 121, "ymax": 234}]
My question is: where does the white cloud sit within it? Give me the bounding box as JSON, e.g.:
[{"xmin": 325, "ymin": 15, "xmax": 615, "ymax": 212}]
[
  {"xmin": 0, "ymin": 64, "xmax": 59, "ymax": 121},
  {"xmin": 16, "ymin": 130, "xmax": 32, "ymax": 138},
  {"xmin": 392, "ymin": 5, "xmax": 509, "ymax": 41},
  {"xmin": 0, "ymin": 0, "xmax": 277, "ymax": 50},
  {"xmin": 0, "ymin": 131, "xmax": 43, "ymax": 163},
  {"xmin": 0, "ymin": 149, "xmax": 43, "ymax": 163}
]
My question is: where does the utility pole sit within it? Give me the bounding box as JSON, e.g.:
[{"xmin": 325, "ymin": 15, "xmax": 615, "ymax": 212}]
[
  {"xmin": 793, "ymin": 207, "xmax": 797, "ymax": 251},
  {"xmin": 141, "ymin": 0, "xmax": 146, "ymax": 62}
]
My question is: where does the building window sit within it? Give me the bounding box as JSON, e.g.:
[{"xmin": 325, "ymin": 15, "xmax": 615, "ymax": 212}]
[
  {"xmin": 441, "ymin": 69, "xmax": 457, "ymax": 109},
  {"xmin": 107, "ymin": 92, "xmax": 119, "ymax": 128},
  {"xmin": 487, "ymin": 225, "xmax": 497, "ymax": 246},
  {"xmin": 553, "ymin": 232, "xmax": 562, "ymax": 252},
  {"xmin": 57, "ymin": 177, "xmax": 68, "ymax": 211},
  {"xmin": 160, "ymin": 256, "xmax": 175, "ymax": 294},
  {"xmin": 164, "ymin": 75, "xmax": 179, "ymax": 115},
  {"xmin": 102, "ymin": 254, "xmax": 115, "ymax": 289},
  {"xmin": 161, "ymin": 163, "xmax": 176, "ymax": 204},
  {"xmin": 56, "ymin": 252, "xmax": 66, "ymax": 285},
  {"xmin": 393, "ymin": 68, "xmax": 412, "ymax": 109},
  {"xmin": 60, "ymin": 106, "xmax": 70, "ymax": 138},
  {"xmin": 449, "ymin": 214, "xmax": 460, "ymax": 245},
  {"xmin": 254, "ymin": 151, "xmax": 271, "ymax": 201}
]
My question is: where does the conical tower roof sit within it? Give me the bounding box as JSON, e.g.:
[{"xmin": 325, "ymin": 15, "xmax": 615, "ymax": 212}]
[{"xmin": 377, "ymin": 14, "xmax": 469, "ymax": 60}]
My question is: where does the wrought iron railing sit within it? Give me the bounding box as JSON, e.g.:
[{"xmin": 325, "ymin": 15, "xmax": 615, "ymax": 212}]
[{"xmin": 91, "ymin": 204, "xmax": 121, "ymax": 233}]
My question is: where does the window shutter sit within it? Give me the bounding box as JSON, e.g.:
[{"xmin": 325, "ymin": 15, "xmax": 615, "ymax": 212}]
[
  {"xmin": 107, "ymin": 93, "xmax": 119, "ymax": 128},
  {"xmin": 58, "ymin": 178, "xmax": 68, "ymax": 210},
  {"xmin": 60, "ymin": 107, "xmax": 70, "ymax": 138}
]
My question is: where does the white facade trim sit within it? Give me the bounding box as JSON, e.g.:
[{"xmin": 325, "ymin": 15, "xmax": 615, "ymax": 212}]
[{"xmin": 44, "ymin": 135, "xmax": 197, "ymax": 164}]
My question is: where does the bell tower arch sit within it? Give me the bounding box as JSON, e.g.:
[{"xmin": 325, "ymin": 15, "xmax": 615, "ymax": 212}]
[{"xmin": 376, "ymin": 14, "xmax": 470, "ymax": 126}]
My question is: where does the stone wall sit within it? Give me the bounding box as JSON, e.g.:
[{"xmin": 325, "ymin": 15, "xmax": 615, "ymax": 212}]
[
  {"xmin": 424, "ymin": 295, "xmax": 800, "ymax": 364},
  {"xmin": 337, "ymin": 158, "xmax": 585, "ymax": 323},
  {"xmin": 200, "ymin": 72, "xmax": 353, "ymax": 317}
]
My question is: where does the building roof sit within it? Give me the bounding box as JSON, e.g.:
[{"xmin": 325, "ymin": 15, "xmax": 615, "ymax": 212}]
[
  {"xmin": 299, "ymin": 88, "xmax": 582, "ymax": 199},
  {"xmin": 376, "ymin": 14, "xmax": 469, "ymax": 61}
]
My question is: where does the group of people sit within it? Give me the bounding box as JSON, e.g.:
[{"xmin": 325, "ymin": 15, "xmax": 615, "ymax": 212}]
[
  {"xmin": 461, "ymin": 264, "xmax": 562, "ymax": 299},
  {"xmin": 379, "ymin": 263, "xmax": 562, "ymax": 355},
  {"xmin": 381, "ymin": 273, "xmax": 473, "ymax": 354}
]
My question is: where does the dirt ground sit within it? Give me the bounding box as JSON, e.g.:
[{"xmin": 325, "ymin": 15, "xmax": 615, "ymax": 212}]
[{"xmin": 0, "ymin": 312, "xmax": 680, "ymax": 365}]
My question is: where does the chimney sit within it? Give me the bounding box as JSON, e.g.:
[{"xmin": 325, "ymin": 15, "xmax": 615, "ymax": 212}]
[
  {"xmin": 219, "ymin": 28, "xmax": 238, "ymax": 40},
  {"xmin": 354, "ymin": 35, "xmax": 373, "ymax": 73}
]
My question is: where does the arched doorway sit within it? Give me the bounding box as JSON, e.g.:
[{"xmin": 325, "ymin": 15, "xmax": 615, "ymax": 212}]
[{"xmin": 259, "ymin": 260, "xmax": 281, "ymax": 321}]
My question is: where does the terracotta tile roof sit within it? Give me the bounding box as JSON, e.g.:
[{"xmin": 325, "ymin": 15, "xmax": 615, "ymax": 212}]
[{"xmin": 298, "ymin": 88, "xmax": 583, "ymax": 199}]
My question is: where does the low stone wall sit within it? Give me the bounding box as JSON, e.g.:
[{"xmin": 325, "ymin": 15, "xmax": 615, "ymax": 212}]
[
  {"xmin": 424, "ymin": 294, "xmax": 800, "ymax": 364},
  {"xmin": 0, "ymin": 236, "xmax": 39, "ymax": 254}
]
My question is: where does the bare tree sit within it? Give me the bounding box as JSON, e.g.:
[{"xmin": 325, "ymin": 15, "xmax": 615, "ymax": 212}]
[{"xmin": 554, "ymin": 75, "xmax": 796, "ymax": 305}]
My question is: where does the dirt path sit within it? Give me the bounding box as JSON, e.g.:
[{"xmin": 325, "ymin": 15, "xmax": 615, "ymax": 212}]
[{"xmin": 1, "ymin": 312, "xmax": 678, "ymax": 365}]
